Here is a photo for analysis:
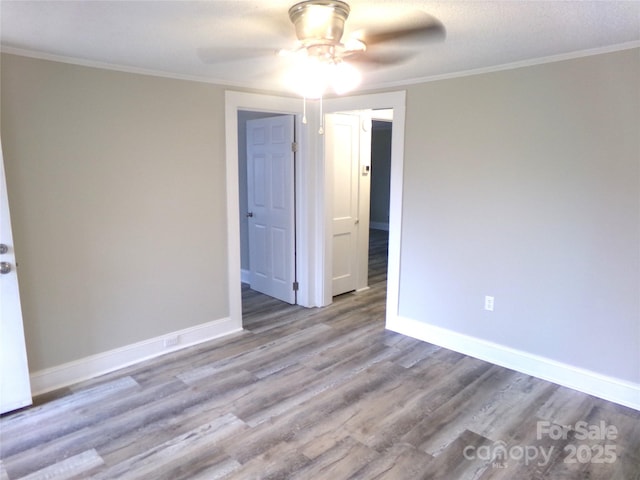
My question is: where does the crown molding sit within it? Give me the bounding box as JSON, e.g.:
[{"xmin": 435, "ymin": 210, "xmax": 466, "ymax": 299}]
[
  {"xmin": 0, "ymin": 46, "xmax": 241, "ymax": 87},
  {"xmin": 358, "ymin": 41, "xmax": 640, "ymax": 92},
  {"xmin": 2, "ymin": 41, "xmax": 639, "ymax": 93}
]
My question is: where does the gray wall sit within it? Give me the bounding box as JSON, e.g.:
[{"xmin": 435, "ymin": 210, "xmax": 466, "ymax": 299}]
[
  {"xmin": 370, "ymin": 121, "xmax": 392, "ymax": 228},
  {"xmin": 2, "ymin": 47, "xmax": 638, "ymax": 388},
  {"xmin": 1, "ymin": 54, "xmax": 229, "ymax": 371},
  {"xmin": 400, "ymin": 48, "xmax": 639, "ymax": 383}
]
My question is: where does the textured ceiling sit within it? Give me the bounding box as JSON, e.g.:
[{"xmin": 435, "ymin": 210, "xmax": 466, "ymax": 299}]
[{"xmin": 1, "ymin": 1, "xmax": 639, "ymax": 93}]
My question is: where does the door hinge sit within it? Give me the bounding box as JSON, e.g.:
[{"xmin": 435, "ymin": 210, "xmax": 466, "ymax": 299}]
[
  {"xmin": 293, "ymin": 281, "xmax": 299, "ymax": 291},
  {"xmin": 291, "ymin": 142, "xmax": 298, "ymax": 153}
]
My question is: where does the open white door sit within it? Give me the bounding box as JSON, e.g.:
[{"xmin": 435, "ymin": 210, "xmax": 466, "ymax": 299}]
[
  {"xmin": 0, "ymin": 140, "xmax": 32, "ymax": 413},
  {"xmin": 246, "ymin": 115, "xmax": 297, "ymax": 304},
  {"xmin": 325, "ymin": 112, "xmax": 371, "ymax": 297}
]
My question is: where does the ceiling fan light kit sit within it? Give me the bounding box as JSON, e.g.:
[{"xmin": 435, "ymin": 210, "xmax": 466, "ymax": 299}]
[
  {"xmin": 284, "ymin": 0, "xmax": 363, "ymax": 97},
  {"xmin": 281, "ymin": 0, "xmax": 444, "ymax": 132},
  {"xmin": 284, "ymin": 0, "xmax": 364, "ymax": 132},
  {"xmin": 285, "ymin": 55, "xmax": 361, "ymax": 99}
]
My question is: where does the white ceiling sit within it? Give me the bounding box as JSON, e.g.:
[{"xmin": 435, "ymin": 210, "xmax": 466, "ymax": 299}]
[{"xmin": 1, "ymin": 1, "xmax": 639, "ymax": 94}]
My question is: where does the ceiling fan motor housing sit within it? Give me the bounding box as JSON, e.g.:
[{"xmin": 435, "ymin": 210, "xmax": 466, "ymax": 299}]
[{"xmin": 288, "ymin": 0, "xmax": 350, "ymax": 44}]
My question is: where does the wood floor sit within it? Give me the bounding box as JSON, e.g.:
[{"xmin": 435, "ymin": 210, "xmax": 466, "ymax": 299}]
[{"xmin": 2, "ymin": 229, "xmax": 639, "ymax": 479}]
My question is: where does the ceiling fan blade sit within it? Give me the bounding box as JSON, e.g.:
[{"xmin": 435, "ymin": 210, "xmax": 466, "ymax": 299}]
[
  {"xmin": 361, "ymin": 13, "xmax": 446, "ymax": 46},
  {"xmin": 195, "ymin": 4, "xmax": 296, "ymax": 65},
  {"xmin": 349, "ymin": 50, "xmax": 416, "ymax": 66}
]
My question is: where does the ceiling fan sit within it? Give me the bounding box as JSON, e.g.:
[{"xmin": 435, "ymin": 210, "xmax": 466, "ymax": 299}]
[
  {"xmin": 281, "ymin": 0, "xmax": 445, "ymax": 68},
  {"xmin": 278, "ymin": 0, "xmax": 445, "ymax": 98},
  {"xmin": 198, "ymin": 1, "xmax": 444, "ymax": 101}
]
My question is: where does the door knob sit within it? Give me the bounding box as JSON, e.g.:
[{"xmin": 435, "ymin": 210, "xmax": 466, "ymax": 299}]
[
  {"xmin": 0, "ymin": 244, "xmax": 7, "ymax": 254},
  {"xmin": 0, "ymin": 262, "xmax": 11, "ymax": 274},
  {"xmin": 246, "ymin": 212, "xmax": 254, "ymax": 218}
]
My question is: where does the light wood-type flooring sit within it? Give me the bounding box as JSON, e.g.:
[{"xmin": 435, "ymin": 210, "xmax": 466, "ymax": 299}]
[{"xmin": 1, "ymin": 230, "xmax": 639, "ymax": 479}]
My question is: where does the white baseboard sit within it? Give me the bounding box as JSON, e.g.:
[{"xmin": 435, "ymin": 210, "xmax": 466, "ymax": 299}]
[
  {"xmin": 387, "ymin": 315, "xmax": 640, "ymax": 411},
  {"xmin": 369, "ymin": 221, "xmax": 389, "ymax": 231},
  {"xmin": 30, "ymin": 316, "xmax": 242, "ymax": 396},
  {"xmin": 241, "ymin": 269, "xmax": 250, "ymax": 284}
]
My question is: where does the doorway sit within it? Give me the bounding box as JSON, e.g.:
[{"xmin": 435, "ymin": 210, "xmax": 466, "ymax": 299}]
[
  {"xmin": 370, "ymin": 113, "xmax": 393, "ymax": 233},
  {"xmin": 225, "ymin": 90, "xmax": 406, "ymax": 328}
]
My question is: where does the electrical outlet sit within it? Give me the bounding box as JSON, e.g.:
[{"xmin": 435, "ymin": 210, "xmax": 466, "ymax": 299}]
[
  {"xmin": 163, "ymin": 336, "xmax": 179, "ymax": 348},
  {"xmin": 484, "ymin": 296, "xmax": 495, "ymax": 311}
]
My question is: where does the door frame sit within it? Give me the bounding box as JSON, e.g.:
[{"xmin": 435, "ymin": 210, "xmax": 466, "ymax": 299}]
[
  {"xmin": 224, "ymin": 90, "xmax": 406, "ymax": 327},
  {"xmin": 322, "ymin": 92, "xmax": 406, "ymax": 316},
  {"xmin": 225, "ymin": 92, "xmax": 314, "ymax": 323}
]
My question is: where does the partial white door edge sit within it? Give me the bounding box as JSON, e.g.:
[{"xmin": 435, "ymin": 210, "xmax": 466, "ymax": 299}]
[
  {"xmin": 1, "ymin": 140, "xmax": 33, "ymax": 413},
  {"xmin": 324, "ymin": 91, "xmax": 406, "ymax": 318}
]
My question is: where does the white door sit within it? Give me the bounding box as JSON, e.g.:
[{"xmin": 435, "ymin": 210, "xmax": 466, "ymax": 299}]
[
  {"xmin": 325, "ymin": 113, "xmax": 371, "ymax": 296},
  {"xmin": 246, "ymin": 115, "xmax": 296, "ymax": 304},
  {"xmin": 0, "ymin": 140, "xmax": 32, "ymax": 414}
]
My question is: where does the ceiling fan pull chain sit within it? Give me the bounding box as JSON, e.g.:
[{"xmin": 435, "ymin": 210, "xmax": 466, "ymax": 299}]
[
  {"xmin": 302, "ymin": 96, "xmax": 307, "ymax": 124},
  {"xmin": 318, "ymin": 95, "xmax": 324, "ymax": 135}
]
